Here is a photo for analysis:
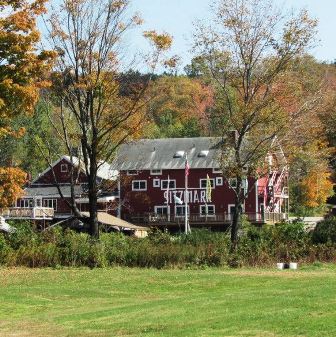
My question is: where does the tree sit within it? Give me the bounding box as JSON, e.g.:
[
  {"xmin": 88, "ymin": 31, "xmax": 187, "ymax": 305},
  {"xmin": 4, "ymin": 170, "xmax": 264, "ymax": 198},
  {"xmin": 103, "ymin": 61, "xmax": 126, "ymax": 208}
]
[
  {"xmin": 144, "ymin": 76, "xmax": 213, "ymax": 138},
  {"xmin": 193, "ymin": 0, "xmax": 317, "ymax": 250},
  {"xmin": 0, "ymin": 0, "xmax": 54, "ymax": 208},
  {"xmin": 46, "ymin": 0, "xmax": 172, "ymax": 238}
]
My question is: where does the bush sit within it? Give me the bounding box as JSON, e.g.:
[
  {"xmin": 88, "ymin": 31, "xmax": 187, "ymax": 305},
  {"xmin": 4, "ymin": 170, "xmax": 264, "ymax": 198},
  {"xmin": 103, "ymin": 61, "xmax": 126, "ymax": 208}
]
[
  {"xmin": 2, "ymin": 219, "xmax": 336, "ymax": 268},
  {"xmin": 312, "ymin": 217, "xmax": 336, "ymax": 244}
]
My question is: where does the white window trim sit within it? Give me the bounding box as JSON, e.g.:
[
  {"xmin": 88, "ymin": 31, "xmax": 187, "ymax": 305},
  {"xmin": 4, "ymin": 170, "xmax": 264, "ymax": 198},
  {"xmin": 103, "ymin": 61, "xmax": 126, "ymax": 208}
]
[
  {"xmin": 153, "ymin": 179, "xmax": 160, "ymax": 188},
  {"xmin": 154, "ymin": 205, "xmax": 169, "ymax": 214},
  {"xmin": 132, "ymin": 180, "xmax": 147, "ymax": 191},
  {"xmin": 216, "ymin": 177, "xmax": 223, "ymax": 186},
  {"xmin": 43, "ymin": 199, "xmax": 57, "ymax": 211},
  {"xmin": 228, "ymin": 178, "xmax": 237, "ymax": 189},
  {"xmin": 228, "ymin": 204, "xmax": 235, "ymax": 214},
  {"xmin": 161, "ymin": 179, "xmax": 176, "ymax": 190},
  {"xmin": 212, "ymin": 167, "xmax": 222, "ymax": 173},
  {"xmin": 200, "ymin": 204, "xmax": 215, "ymax": 217},
  {"xmin": 228, "ymin": 203, "xmax": 245, "ymax": 214},
  {"xmin": 127, "ymin": 170, "xmax": 138, "ymax": 176},
  {"xmin": 175, "ymin": 205, "xmax": 190, "ymax": 217},
  {"xmin": 60, "ymin": 164, "xmax": 68, "ymax": 172},
  {"xmin": 150, "ymin": 169, "xmax": 162, "ymax": 175},
  {"xmin": 199, "ymin": 178, "xmax": 215, "ymax": 189}
]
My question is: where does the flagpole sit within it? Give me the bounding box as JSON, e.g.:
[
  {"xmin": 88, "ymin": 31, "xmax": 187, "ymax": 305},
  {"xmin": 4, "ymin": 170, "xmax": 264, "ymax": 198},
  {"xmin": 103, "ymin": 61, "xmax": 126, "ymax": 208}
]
[
  {"xmin": 167, "ymin": 175, "xmax": 170, "ymax": 222},
  {"xmin": 185, "ymin": 155, "xmax": 188, "ymax": 234}
]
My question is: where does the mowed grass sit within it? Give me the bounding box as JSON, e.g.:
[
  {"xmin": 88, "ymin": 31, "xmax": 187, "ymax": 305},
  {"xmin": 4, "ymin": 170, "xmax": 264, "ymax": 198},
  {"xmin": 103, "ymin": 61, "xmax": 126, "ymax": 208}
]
[{"xmin": 1, "ymin": 266, "xmax": 336, "ymax": 337}]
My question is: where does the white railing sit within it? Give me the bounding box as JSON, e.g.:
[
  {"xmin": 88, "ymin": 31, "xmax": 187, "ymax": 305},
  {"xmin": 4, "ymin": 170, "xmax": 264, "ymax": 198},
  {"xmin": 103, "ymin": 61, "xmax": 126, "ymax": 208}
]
[
  {"xmin": 3, "ymin": 207, "xmax": 54, "ymax": 219},
  {"xmin": 131, "ymin": 212, "xmax": 288, "ymax": 225}
]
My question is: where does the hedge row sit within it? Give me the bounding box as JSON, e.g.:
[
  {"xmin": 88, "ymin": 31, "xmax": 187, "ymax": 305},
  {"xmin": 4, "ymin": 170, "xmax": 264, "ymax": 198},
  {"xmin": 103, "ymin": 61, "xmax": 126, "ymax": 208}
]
[{"xmin": 0, "ymin": 218, "xmax": 336, "ymax": 268}]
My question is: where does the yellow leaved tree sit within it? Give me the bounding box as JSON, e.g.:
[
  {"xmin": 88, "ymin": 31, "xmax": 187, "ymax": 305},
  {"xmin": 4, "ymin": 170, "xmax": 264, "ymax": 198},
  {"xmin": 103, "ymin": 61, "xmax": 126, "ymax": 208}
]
[{"xmin": 0, "ymin": 0, "xmax": 54, "ymax": 209}]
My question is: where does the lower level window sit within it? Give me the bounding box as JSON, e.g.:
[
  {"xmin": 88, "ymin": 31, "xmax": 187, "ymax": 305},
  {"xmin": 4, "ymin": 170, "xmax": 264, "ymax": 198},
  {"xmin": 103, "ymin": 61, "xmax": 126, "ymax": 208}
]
[
  {"xmin": 132, "ymin": 180, "xmax": 147, "ymax": 191},
  {"xmin": 175, "ymin": 205, "xmax": 189, "ymax": 216},
  {"xmin": 43, "ymin": 199, "xmax": 57, "ymax": 210},
  {"xmin": 200, "ymin": 204, "xmax": 215, "ymax": 216},
  {"xmin": 154, "ymin": 206, "xmax": 168, "ymax": 215}
]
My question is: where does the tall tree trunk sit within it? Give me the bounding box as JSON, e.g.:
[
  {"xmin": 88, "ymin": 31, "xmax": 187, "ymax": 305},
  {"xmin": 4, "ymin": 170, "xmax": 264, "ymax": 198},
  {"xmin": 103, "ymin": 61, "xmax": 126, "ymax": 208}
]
[
  {"xmin": 87, "ymin": 147, "xmax": 99, "ymax": 239},
  {"xmin": 88, "ymin": 174, "xmax": 99, "ymax": 238},
  {"xmin": 230, "ymin": 177, "xmax": 243, "ymax": 252}
]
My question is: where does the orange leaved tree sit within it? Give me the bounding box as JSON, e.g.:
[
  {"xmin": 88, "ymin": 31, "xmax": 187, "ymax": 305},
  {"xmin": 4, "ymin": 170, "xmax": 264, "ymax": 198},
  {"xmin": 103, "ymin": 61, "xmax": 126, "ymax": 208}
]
[{"xmin": 0, "ymin": 0, "xmax": 54, "ymax": 209}]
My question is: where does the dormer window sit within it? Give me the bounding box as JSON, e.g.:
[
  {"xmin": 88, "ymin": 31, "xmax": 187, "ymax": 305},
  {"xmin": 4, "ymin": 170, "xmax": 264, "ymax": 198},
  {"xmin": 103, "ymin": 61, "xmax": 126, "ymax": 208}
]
[
  {"xmin": 61, "ymin": 164, "xmax": 68, "ymax": 172},
  {"xmin": 173, "ymin": 151, "xmax": 185, "ymax": 158},
  {"xmin": 127, "ymin": 170, "xmax": 138, "ymax": 176},
  {"xmin": 198, "ymin": 150, "xmax": 209, "ymax": 157}
]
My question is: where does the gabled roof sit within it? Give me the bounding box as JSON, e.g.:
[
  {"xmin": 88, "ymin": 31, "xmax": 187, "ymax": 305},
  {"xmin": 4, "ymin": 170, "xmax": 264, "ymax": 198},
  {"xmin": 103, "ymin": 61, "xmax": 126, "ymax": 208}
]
[
  {"xmin": 112, "ymin": 136, "xmax": 287, "ymax": 171},
  {"xmin": 23, "ymin": 185, "xmax": 84, "ymax": 198},
  {"xmin": 32, "ymin": 155, "xmax": 118, "ymax": 184},
  {"xmin": 112, "ymin": 137, "xmax": 223, "ymax": 170}
]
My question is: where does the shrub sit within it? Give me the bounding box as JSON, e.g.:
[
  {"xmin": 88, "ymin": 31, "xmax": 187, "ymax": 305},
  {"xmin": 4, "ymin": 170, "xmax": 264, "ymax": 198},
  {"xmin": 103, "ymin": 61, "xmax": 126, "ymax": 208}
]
[
  {"xmin": 2, "ymin": 219, "xmax": 336, "ymax": 268},
  {"xmin": 312, "ymin": 217, "xmax": 336, "ymax": 244}
]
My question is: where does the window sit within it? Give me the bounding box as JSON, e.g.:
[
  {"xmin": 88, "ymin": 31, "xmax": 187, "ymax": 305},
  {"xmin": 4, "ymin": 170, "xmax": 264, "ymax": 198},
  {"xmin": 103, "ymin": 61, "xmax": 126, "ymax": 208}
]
[
  {"xmin": 61, "ymin": 164, "xmax": 68, "ymax": 172},
  {"xmin": 43, "ymin": 199, "xmax": 57, "ymax": 210},
  {"xmin": 150, "ymin": 169, "xmax": 162, "ymax": 175},
  {"xmin": 161, "ymin": 180, "xmax": 176, "ymax": 190},
  {"xmin": 20, "ymin": 199, "xmax": 34, "ymax": 208},
  {"xmin": 228, "ymin": 203, "xmax": 244, "ymax": 214},
  {"xmin": 212, "ymin": 167, "xmax": 222, "ymax": 173},
  {"xmin": 175, "ymin": 205, "xmax": 189, "ymax": 217},
  {"xmin": 198, "ymin": 150, "xmax": 209, "ymax": 157},
  {"xmin": 200, "ymin": 205, "xmax": 215, "ymax": 216},
  {"xmin": 200, "ymin": 178, "xmax": 215, "ymax": 189},
  {"xmin": 216, "ymin": 177, "xmax": 223, "ymax": 186},
  {"xmin": 132, "ymin": 180, "xmax": 147, "ymax": 191},
  {"xmin": 127, "ymin": 170, "xmax": 138, "ymax": 176},
  {"xmin": 153, "ymin": 179, "xmax": 160, "ymax": 188},
  {"xmin": 173, "ymin": 151, "xmax": 185, "ymax": 158},
  {"xmin": 228, "ymin": 204, "xmax": 235, "ymax": 214},
  {"xmin": 154, "ymin": 206, "xmax": 168, "ymax": 215},
  {"xmin": 228, "ymin": 178, "xmax": 237, "ymax": 188}
]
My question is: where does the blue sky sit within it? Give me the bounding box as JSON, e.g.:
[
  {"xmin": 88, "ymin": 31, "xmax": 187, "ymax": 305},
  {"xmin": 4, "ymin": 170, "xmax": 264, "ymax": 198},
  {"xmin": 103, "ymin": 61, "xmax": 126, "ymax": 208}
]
[{"xmin": 129, "ymin": 0, "xmax": 336, "ymax": 70}]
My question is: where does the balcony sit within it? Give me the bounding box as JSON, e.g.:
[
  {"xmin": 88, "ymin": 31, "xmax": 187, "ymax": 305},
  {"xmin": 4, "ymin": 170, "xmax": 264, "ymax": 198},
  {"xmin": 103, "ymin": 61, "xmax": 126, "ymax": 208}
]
[{"xmin": 2, "ymin": 207, "xmax": 55, "ymax": 220}]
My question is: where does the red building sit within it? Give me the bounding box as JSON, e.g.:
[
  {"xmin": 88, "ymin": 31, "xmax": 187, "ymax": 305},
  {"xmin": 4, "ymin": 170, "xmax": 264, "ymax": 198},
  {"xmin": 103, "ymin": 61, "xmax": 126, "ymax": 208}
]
[
  {"xmin": 114, "ymin": 137, "xmax": 289, "ymax": 229},
  {"xmin": 6, "ymin": 156, "xmax": 118, "ymax": 220}
]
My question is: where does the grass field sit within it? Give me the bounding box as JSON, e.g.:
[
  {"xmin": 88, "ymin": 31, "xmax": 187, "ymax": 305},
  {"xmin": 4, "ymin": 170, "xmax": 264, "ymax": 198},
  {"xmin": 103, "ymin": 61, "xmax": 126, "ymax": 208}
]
[{"xmin": 1, "ymin": 265, "xmax": 336, "ymax": 337}]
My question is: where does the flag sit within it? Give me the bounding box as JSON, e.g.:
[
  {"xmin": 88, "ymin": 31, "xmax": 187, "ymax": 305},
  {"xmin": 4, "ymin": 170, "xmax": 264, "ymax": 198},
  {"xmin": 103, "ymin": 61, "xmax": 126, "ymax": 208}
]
[
  {"xmin": 185, "ymin": 157, "xmax": 190, "ymax": 177},
  {"xmin": 166, "ymin": 175, "xmax": 170, "ymax": 204},
  {"xmin": 174, "ymin": 195, "xmax": 183, "ymax": 205},
  {"xmin": 206, "ymin": 174, "xmax": 212, "ymax": 202}
]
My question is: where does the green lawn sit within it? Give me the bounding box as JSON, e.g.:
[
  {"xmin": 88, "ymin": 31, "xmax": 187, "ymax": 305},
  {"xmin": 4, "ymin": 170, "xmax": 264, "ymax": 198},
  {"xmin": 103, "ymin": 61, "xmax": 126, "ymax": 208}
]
[{"xmin": 1, "ymin": 266, "xmax": 336, "ymax": 337}]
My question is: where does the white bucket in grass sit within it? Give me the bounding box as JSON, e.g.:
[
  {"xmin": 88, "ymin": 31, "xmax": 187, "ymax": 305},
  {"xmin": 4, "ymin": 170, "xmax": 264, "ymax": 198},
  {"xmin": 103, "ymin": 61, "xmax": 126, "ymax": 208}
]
[
  {"xmin": 289, "ymin": 262, "xmax": 298, "ymax": 270},
  {"xmin": 277, "ymin": 263, "xmax": 284, "ymax": 270}
]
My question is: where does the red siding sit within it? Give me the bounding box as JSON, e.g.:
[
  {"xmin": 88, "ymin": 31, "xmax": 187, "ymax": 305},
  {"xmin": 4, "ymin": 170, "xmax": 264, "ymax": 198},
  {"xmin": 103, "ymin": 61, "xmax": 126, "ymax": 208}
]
[
  {"xmin": 120, "ymin": 169, "xmax": 257, "ymax": 217},
  {"xmin": 33, "ymin": 158, "xmax": 87, "ymax": 185}
]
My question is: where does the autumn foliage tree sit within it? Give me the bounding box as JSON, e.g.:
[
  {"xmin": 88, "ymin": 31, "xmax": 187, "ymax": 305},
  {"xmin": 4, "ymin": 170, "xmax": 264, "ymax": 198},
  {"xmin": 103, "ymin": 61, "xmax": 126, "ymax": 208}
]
[
  {"xmin": 45, "ymin": 0, "xmax": 172, "ymax": 238},
  {"xmin": 193, "ymin": 0, "xmax": 317, "ymax": 250},
  {"xmin": 0, "ymin": 0, "xmax": 54, "ymax": 209},
  {"xmin": 144, "ymin": 76, "xmax": 213, "ymax": 138}
]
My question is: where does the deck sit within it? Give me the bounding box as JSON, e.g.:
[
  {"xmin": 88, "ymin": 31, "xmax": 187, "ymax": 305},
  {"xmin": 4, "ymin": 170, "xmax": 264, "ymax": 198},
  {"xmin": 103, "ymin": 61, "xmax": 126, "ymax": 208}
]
[
  {"xmin": 127, "ymin": 212, "xmax": 288, "ymax": 229},
  {"xmin": 2, "ymin": 207, "xmax": 55, "ymax": 220}
]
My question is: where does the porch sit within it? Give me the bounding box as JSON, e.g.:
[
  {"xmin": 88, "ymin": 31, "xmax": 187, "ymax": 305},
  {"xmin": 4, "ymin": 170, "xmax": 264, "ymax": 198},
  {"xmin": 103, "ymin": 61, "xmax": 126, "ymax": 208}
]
[
  {"xmin": 2, "ymin": 207, "xmax": 55, "ymax": 220},
  {"xmin": 127, "ymin": 212, "xmax": 288, "ymax": 228}
]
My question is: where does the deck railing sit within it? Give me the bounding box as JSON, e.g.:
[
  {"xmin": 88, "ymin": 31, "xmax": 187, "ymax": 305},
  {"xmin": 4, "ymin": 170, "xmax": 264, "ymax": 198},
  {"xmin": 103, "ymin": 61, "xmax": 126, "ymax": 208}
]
[
  {"xmin": 130, "ymin": 212, "xmax": 288, "ymax": 226},
  {"xmin": 3, "ymin": 207, "xmax": 54, "ymax": 220}
]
